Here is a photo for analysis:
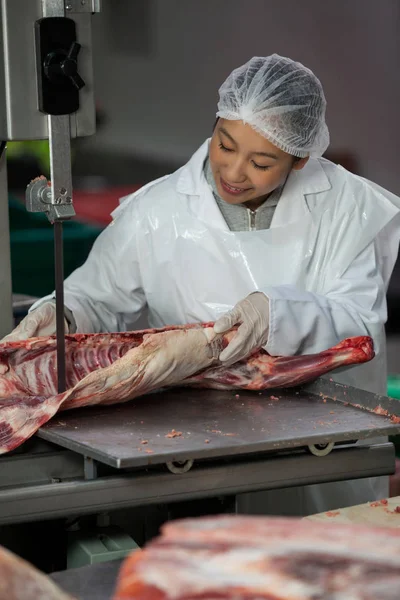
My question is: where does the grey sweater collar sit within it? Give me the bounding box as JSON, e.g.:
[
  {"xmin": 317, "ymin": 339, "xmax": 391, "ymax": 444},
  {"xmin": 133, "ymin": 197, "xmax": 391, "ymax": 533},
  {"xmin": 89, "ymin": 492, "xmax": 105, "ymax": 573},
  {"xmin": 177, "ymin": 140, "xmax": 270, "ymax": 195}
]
[{"xmin": 204, "ymin": 156, "xmax": 282, "ymax": 231}]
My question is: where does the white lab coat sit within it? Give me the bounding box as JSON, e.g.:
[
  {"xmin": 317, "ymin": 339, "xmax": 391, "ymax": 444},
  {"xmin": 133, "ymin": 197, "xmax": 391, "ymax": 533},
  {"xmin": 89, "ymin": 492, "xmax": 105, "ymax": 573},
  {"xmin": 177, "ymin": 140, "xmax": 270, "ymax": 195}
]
[{"xmin": 35, "ymin": 139, "xmax": 400, "ymax": 515}]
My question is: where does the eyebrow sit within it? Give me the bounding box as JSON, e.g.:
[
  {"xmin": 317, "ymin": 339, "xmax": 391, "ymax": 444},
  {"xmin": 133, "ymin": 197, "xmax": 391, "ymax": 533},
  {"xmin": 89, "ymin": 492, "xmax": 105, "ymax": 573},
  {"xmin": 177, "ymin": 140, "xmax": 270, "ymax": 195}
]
[{"xmin": 219, "ymin": 127, "xmax": 279, "ymax": 160}]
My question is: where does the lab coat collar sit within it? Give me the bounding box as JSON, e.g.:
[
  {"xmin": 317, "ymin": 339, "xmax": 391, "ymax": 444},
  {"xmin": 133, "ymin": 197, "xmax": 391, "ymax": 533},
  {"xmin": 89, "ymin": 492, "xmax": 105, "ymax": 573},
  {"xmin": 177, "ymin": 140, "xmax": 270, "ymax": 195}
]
[
  {"xmin": 270, "ymin": 156, "xmax": 332, "ymax": 227},
  {"xmin": 176, "ymin": 139, "xmax": 231, "ymax": 231},
  {"xmin": 176, "ymin": 139, "xmax": 210, "ymax": 195},
  {"xmin": 284, "ymin": 156, "xmax": 332, "ymax": 197}
]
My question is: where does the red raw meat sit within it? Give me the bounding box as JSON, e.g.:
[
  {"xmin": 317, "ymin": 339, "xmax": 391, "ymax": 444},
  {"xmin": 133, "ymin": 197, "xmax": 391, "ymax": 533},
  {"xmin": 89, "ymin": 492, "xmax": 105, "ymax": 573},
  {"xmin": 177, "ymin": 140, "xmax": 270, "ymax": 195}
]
[
  {"xmin": 0, "ymin": 322, "xmax": 374, "ymax": 454},
  {"xmin": 112, "ymin": 515, "xmax": 400, "ymax": 599}
]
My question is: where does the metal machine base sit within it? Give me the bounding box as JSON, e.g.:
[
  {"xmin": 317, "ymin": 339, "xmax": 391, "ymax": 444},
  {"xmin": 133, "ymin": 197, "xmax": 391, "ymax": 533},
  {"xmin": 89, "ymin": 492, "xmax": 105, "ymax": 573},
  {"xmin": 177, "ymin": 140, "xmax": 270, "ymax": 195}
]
[{"xmin": 0, "ymin": 441, "xmax": 394, "ymax": 525}]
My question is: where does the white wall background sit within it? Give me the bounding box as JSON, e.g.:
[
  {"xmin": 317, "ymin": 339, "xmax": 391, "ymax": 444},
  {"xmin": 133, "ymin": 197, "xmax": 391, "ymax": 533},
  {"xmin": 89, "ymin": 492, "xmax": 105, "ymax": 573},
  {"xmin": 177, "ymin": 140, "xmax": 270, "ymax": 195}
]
[{"xmin": 87, "ymin": 0, "xmax": 400, "ymax": 193}]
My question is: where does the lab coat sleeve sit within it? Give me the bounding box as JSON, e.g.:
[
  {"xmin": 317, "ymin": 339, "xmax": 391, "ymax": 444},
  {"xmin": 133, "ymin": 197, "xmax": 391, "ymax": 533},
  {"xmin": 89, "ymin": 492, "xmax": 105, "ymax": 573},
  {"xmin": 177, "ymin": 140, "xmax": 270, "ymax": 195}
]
[
  {"xmin": 60, "ymin": 200, "xmax": 145, "ymax": 333},
  {"xmin": 261, "ymin": 240, "xmax": 387, "ymax": 356}
]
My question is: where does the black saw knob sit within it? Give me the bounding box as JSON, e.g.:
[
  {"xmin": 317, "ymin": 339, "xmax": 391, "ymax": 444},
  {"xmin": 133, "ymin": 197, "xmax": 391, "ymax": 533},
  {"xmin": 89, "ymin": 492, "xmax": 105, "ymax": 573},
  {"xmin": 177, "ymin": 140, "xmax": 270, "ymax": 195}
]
[
  {"xmin": 60, "ymin": 42, "xmax": 85, "ymax": 90},
  {"xmin": 44, "ymin": 42, "xmax": 85, "ymax": 90}
]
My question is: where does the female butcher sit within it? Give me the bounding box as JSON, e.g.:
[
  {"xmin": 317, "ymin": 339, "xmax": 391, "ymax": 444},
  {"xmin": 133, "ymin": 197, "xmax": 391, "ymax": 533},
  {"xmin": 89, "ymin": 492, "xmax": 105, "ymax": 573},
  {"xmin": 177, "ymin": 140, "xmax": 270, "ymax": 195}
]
[{"xmin": 5, "ymin": 55, "xmax": 400, "ymax": 515}]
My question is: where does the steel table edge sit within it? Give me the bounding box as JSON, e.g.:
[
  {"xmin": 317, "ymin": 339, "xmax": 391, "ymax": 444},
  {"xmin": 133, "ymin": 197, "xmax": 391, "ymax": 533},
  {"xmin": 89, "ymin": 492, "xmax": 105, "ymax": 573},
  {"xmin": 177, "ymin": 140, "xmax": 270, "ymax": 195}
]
[{"xmin": 36, "ymin": 424, "xmax": 398, "ymax": 470}]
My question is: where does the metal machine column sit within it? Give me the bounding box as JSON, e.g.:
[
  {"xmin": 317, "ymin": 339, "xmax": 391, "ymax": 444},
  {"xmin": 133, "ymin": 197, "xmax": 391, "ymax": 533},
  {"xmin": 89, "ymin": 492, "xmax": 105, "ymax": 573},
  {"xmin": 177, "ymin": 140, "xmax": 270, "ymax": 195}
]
[{"xmin": 0, "ymin": 143, "xmax": 13, "ymax": 339}]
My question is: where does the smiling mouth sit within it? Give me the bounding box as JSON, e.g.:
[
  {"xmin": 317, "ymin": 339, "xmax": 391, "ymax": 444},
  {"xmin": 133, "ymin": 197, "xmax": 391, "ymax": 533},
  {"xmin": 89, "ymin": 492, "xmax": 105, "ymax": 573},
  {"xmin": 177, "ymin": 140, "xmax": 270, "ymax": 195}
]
[{"xmin": 220, "ymin": 177, "xmax": 250, "ymax": 195}]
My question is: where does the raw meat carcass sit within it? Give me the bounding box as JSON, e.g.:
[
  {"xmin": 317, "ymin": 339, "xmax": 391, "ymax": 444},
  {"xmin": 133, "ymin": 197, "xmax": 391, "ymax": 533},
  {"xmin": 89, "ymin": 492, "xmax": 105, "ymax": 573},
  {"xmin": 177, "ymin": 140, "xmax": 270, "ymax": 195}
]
[
  {"xmin": 0, "ymin": 322, "xmax": 374, "ymax": 454},
  {"xmin": 112, "ymin": 514, "xmax": 400, "ymax": 599},
  {"xmin": 0, "ymin": 543, "xmax": 75, "ymax": 600}
]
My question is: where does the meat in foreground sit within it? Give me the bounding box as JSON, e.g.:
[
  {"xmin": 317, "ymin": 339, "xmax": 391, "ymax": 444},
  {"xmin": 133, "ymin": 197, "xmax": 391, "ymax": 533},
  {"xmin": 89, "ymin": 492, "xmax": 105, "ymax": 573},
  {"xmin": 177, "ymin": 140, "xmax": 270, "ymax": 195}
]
[
  {"xmin": 0, "ymin": 322, "xmax": 374, "ymax": 454},
  {"xmin": 0, "ymin": 543, "xmax": 74, "ymax": 599},
  {"xmin": 112, "ymin": 514, "xmax": 400, "ymax": 599}
]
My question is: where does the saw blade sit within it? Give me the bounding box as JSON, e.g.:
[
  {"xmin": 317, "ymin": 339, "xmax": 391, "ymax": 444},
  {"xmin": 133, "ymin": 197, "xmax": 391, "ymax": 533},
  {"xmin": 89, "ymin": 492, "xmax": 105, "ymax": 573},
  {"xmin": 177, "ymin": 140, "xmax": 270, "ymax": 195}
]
[{"xmin": 54, "ymin": 221, "xmax": 66, "ymax": 393}]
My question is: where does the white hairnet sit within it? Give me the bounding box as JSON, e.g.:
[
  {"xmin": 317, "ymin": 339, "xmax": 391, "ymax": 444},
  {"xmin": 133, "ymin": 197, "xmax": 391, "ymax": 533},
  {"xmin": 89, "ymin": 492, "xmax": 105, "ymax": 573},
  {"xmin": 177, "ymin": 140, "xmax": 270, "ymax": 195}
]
[{"xmin": 216, "ymin": 54, "xmax": 329, "ymax": 158}]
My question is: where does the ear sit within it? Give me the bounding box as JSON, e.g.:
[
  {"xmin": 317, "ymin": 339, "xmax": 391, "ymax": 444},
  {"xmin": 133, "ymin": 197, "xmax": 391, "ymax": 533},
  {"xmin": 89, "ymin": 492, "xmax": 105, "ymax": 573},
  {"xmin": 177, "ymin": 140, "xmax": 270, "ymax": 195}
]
[{"xmin": 292, "ymin": 157, "xmax": 309, "ymax": 171}]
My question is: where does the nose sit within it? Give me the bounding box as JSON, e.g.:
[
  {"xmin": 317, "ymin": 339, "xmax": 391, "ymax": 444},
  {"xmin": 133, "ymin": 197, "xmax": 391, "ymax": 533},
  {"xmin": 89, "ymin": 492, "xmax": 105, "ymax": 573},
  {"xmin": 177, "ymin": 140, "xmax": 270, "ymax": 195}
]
[{"xmin": 224, "ymin": 155, "xmax": 247, "ymax": 184}]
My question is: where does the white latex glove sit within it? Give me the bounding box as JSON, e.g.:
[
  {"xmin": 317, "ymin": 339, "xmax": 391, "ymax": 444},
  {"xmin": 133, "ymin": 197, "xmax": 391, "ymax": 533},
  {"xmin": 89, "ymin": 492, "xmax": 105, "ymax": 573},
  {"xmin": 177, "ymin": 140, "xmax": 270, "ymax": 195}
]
[
  {"xmin": 214, "ymin": 292, "xmax": 270, "ymax": 365},
  {"xmin": 1, "ymin": 301, "xmax": 68, "ymax": 343}
]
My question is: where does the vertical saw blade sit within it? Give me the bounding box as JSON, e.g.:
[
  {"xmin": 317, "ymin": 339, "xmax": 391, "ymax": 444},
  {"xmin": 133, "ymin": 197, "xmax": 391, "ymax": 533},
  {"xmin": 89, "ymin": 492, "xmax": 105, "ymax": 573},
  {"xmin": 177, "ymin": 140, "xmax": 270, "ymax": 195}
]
[{"xmin": 54, "ymin": 221, "xmax": 66, "ymax": 393}]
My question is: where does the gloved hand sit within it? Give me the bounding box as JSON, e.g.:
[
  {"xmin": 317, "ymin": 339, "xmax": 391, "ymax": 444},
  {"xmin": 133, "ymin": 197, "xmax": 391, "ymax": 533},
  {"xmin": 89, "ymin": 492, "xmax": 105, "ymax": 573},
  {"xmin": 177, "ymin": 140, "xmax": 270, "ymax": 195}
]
[
  {"xmin": 214, "ymin": 292, "xmax": 270, "ymax": 365},
  {"xmin": 1, "ymin": 301, "xmax": 68, "ymax": 343}
]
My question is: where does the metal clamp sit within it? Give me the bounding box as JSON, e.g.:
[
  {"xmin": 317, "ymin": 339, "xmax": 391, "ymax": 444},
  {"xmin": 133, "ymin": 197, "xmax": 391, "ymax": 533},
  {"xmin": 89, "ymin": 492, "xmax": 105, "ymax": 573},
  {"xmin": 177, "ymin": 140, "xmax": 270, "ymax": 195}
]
[{"xmin": 26, "ymin": 175, "xmax": 75, "ymax": 223}]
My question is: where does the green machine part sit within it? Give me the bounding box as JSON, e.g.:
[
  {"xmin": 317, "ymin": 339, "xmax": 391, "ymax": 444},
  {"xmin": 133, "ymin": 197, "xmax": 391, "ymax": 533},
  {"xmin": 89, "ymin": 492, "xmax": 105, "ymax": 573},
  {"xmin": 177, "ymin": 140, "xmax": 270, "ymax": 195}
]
[
  {"xmin": 67, "ymin": 525, "xmax": 139, "ymax": 569},
  {"xmin": 387, "ymin": 376, "xmax": 400, "ymax": 458}
]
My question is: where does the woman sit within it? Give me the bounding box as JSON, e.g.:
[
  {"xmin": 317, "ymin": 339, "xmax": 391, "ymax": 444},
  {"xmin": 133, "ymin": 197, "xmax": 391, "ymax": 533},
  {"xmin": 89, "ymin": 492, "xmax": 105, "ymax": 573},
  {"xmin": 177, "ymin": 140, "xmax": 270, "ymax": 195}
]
[{"xmin": 6, "ymin": 55, "xmax": 400, "ymax": 515}]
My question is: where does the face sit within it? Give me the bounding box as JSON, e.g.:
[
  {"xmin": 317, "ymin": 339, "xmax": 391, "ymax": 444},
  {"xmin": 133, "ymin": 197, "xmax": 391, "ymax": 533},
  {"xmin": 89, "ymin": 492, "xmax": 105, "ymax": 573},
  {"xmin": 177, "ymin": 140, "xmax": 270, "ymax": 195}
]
[{"xmin": 209, "ymin": 119, "xmax": 309, "ymax": 210}]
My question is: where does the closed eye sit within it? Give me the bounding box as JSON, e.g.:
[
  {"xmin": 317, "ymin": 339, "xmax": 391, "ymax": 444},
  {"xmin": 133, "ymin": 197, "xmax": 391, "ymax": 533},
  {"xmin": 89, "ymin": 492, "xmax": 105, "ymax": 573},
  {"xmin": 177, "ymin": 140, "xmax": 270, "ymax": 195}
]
[
  {"xmin": 252, "ymin": 161, "xmax": 271, "ymax": 171},
  {"xmin": 219, "ymin": 141, "xmax": 271, "ymax": 170},
  {"xmin": 218, "ymin": 142, "xmax": 234, "ymax": 153}
]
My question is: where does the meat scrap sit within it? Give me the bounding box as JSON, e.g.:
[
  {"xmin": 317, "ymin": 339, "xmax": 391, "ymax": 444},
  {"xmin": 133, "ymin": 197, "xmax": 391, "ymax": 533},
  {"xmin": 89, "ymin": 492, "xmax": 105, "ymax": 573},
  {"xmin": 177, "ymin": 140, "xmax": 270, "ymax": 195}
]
[
  {"xmin": 0, "ymin": 323, "xmax": 374, "ymax": 455},
  {"xmin": 112, "ymin": 515, "xmax": 400, "ymax": 599},
  {"xmin": 370, "ymin": 499, "xmax": 389, "ymax": 507},
  {"xmin": 165, "ymin": 429, "xmax": 182, "ymax": 438},
  {"xmin": 383, "ymin": 507, "xmax": 400, "ymax": 515},
  {"xmin": 372, "ymin": 407, "xmax": 400, "ymax": 423}
]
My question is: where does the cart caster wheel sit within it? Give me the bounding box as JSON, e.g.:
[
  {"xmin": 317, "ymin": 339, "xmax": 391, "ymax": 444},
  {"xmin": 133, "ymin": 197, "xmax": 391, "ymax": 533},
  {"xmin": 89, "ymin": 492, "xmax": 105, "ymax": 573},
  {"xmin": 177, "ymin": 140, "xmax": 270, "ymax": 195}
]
[
  {"xmin": 166, "ymin": 459, "xmax": 194, "ymax": 474},
  {"xmin": 307, "ymin": 442, "xmax": 334, "ymax": 457}
]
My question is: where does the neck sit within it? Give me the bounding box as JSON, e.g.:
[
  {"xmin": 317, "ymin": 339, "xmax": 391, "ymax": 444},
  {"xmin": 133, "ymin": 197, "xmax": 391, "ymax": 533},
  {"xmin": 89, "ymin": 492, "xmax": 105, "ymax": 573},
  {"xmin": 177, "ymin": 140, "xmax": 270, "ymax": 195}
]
[{"xmin": 244, "ymin": 193, "xmax": 271, "ymax": 211}]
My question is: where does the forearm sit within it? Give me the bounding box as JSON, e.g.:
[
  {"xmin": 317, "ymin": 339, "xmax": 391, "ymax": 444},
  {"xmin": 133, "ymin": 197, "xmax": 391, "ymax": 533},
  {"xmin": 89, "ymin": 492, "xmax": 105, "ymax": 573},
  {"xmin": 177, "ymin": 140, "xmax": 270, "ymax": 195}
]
[{"xmin": 262, "ymin": 284, "xmax": 382, "ymax": 356}]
